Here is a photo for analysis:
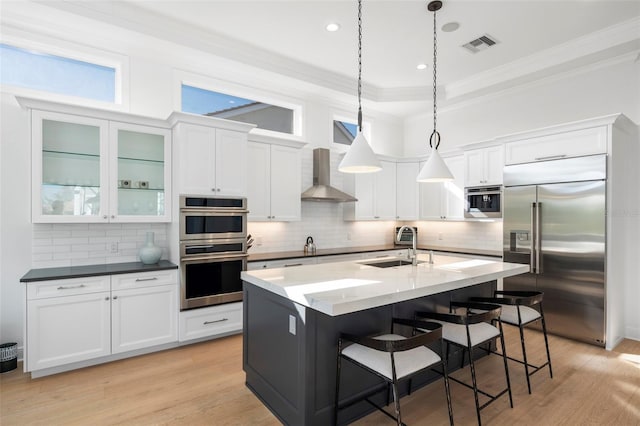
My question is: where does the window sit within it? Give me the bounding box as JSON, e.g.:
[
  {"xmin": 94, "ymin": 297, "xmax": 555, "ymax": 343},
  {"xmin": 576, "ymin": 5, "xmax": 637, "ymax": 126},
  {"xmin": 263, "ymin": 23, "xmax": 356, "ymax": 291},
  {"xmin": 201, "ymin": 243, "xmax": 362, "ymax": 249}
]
[
  {"xmin": 181, "ymin": 84, "xmax": 294, "ymax": 134},
  {"xmin": 0, "ymin": 44, "xmax": 116, "ymax": 102},
  {"xmin": 333, "ymin": 120, "xmax": 357, "ymax": 146}
]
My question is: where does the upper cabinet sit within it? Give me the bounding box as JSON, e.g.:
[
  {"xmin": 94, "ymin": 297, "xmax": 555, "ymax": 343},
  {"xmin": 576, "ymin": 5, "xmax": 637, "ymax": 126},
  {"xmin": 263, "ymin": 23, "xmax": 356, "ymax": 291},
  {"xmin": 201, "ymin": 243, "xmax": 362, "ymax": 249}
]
[
  {"xmin": 419, "ymin": 155, "xmax": 464, "ymax": 221},
  {"xmin": 174, "ymin": 123, "xmax": 248, "ymax": 197},
  {"xmin": 344, "ymin": 160, "xmax": 397, "ymax": 221},
  {"xmin": 247, "ymin": 138, "xmax": 303, "ymax": 222},
  {"xmin": 464, "ymin": 145, "xmax": 504, "ymax": 187},
  {"xmin": 395, "ymin": 162, "xmax": 419, "ymax": 220},
  {"xmin": 504, "ymin": 126, "xmax": 607, "ymax": 165},
  {"xmin": 30, "ymin": 106, "xmax": 171, "ymax": 223}
]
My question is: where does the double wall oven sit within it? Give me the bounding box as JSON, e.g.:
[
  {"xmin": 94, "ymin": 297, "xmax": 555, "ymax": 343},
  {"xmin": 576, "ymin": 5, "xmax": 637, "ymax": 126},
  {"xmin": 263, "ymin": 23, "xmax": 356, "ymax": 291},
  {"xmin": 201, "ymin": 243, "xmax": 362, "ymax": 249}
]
[{"xmin": 179, "ymin": 196, "xmax": 248, "ymax": 310}]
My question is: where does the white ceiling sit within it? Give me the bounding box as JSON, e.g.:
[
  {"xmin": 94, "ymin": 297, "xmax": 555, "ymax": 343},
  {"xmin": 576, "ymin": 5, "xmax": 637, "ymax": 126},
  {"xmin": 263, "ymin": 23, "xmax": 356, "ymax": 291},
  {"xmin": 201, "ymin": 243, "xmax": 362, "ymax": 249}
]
[{"xmin": 18, "ymin": 1, "xmax": 640, "ymax": 116}]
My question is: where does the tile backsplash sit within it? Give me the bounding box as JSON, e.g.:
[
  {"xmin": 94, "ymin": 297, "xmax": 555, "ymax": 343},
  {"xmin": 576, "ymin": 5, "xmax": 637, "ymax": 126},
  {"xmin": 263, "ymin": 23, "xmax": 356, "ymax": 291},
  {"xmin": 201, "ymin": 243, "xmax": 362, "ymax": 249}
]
[{"xmin": 32, "ymin": 223, "xmax": 169, "ymax": 268}]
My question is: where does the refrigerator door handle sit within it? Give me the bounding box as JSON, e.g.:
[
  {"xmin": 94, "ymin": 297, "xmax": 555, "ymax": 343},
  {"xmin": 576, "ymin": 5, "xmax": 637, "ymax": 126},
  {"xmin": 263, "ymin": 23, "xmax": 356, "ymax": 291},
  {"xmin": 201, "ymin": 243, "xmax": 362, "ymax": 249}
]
[
  {"xmin": 530, "ymin": 202, "xmax": 536, "ymax": 273},
  {"xmin": 535, "ymin": 202, "xmax": 542, "ymax": 274}
]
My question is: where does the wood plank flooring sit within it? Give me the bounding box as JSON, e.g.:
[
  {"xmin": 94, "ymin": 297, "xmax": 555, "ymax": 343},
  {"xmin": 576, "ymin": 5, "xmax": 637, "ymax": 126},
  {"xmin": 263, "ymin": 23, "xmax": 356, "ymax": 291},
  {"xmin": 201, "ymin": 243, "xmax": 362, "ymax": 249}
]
[{"xmin": 2, "ymin": 328, "xmax": 639, "ymax": 425}]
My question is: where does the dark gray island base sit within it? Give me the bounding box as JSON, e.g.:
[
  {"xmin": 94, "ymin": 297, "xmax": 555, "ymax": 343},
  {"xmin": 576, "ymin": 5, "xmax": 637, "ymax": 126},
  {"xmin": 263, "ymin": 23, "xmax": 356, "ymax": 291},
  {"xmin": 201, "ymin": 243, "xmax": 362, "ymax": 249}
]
[{"xmin": 242, "ymin": 279, "xmax": 496, "ymax": 425}]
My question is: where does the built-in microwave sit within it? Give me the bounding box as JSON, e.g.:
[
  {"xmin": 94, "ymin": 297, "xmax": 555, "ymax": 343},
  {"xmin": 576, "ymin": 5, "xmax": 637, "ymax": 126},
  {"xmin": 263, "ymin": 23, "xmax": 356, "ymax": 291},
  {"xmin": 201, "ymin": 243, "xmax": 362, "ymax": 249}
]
[
  {"xmin": 464, "ymin": 186, "xmax": 502, "ymax": 218},
  {"xmin": 179, "ymin": 195, "xmax": 248, "ymax": 241}
]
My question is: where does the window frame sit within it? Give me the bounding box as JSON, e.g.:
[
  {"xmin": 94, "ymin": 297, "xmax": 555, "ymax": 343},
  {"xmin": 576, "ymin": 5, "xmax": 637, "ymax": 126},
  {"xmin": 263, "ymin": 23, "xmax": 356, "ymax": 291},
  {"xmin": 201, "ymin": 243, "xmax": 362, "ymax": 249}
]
[
  {"xmin": 175, "ymin": 71, "xmax": 303, "ymax": 139},
  {"xmin": 0, "ymin": 35, "xmax": 128, "ymax": 111}
]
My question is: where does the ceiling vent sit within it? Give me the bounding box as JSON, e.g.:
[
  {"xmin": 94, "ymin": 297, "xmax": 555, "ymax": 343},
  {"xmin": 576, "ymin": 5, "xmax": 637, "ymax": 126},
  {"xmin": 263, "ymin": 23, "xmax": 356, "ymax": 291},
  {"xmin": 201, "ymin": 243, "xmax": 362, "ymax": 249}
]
[{"xmin": 462, "ymin": 34, "xmax": 498, "ymax": 53}]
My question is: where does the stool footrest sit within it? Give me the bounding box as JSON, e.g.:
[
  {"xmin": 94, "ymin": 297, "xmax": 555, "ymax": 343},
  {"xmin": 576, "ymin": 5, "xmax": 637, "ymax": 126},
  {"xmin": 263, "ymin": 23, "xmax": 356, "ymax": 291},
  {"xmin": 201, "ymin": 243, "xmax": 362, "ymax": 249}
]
[{"xmin": 489, "ymin": 349, "xmax": 550, "ymax": 376}]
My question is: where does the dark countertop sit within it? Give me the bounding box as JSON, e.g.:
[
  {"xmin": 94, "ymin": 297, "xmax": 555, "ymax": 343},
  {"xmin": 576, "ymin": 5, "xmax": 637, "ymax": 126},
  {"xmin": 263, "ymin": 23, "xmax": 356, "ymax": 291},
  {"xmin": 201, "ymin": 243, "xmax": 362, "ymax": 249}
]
[
  {"xmin": 20, "ymin": 260, "xmax": 178, "ymax": 283},
  {"xmin": 247, "ymin": 244, "xmax": 501, "ymax": 262}
]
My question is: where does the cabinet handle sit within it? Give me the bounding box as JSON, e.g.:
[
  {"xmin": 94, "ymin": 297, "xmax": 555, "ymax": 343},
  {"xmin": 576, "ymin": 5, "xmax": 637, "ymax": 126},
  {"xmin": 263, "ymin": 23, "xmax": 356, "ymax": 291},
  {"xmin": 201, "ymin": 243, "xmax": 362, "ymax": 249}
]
[
  {"xmin": 105, "ymin": 297, "xmax": 110, "ymax": 301},
  {"xmin": 57, "ymin": 284, "xmax": 86, "ymax": 290},
  {"xmin": 112, "ymin": 295, "xmax": 118, "ymax": 300},
  {"xmin": 262, "ymin": 265, "xmax": 267, "ymax": 268},
  {"xmin": 217, "ymin": 188, "xmax": 221, "ymax": 192},
  {"xmin": 111, "ymin": 215, "xmax": 115, "ymax": 219},
  {"xmin": 374, "ymin": 216, "xmax": 380, "ymax": 219},
  {"xmin": 375, "ymin": 255, "xmax": 390, "ymax": 258},
  {"xmin": 284, "ymin": 263, "xmax": 303, "ymax": 267},
  {"xmin": 271, "ymin": 216, "xmax": 275, "ymax": 219},
  {"xmin": 535, "ymin": 154, "xmax": 567, "ymax": 161},
  {"xmin": 212, "ymin": 188, "xmax": 216, "ymax": 192},
  {"xmin": 204, "ymin": 318, "xmax": 228, "ymax": 325},
  {"xmin": 135, "ymin": 277, "xmax": 158, "ymax": 282},
  {"xmin": 103, "ymin": 215, "xmax": 108, "ymax": 219}
]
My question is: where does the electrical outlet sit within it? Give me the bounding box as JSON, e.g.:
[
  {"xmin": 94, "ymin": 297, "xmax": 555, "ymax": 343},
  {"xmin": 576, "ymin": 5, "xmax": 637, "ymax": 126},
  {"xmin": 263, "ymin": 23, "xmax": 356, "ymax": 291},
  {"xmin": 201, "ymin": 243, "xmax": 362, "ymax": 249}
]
[
  {"xmin": 110, "ymin": 242, "xmax": 119, "ymax": 253},
  {"xmin": 438, "ymin": 233, "xmax": 443, "ymax": 241},
  {"xmin": 289, "ymin": 315, "xmax": 296, "ymax": 335}
]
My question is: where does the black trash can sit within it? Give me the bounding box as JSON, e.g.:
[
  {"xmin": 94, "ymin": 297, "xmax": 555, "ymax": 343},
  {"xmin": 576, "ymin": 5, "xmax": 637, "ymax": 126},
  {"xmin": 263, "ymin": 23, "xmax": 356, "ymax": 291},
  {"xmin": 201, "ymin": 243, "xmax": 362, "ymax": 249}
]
[{"xmin": 0, "ymin": 342, "xmax": 18, "ymax": 373}]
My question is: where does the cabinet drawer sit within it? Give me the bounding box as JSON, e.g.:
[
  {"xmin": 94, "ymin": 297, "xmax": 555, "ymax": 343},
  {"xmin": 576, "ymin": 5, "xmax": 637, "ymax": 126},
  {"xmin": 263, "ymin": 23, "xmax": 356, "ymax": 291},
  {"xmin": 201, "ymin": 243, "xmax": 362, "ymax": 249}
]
[
  {"xmin": 505, "ymin": 126, "xmax": 607, "ymax": 165},
  {"xmin": 111, "ymin": 269, "xmax": 177, "ymax": 290},
  {"xmin": 27, "ymin": 276, "xmax": 110, "ymax": 300},
  {"xmin": 179, "ymin": 302, "xmax": 242, "ymax": 342}
]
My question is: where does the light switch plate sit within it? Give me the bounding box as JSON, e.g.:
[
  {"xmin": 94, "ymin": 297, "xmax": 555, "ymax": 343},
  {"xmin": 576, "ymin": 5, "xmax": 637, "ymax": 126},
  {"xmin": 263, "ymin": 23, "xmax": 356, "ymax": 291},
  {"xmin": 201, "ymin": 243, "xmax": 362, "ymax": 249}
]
[{"xmin": 289, "ymin": 315, "xmax": 296, "ymax": 335}]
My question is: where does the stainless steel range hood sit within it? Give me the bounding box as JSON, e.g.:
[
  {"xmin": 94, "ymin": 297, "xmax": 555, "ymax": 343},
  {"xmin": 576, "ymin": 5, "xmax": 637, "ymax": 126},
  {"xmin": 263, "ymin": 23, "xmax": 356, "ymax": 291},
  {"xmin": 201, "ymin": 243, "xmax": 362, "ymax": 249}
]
[{"xmin": 301, "ymin": 148, "xmax": 357, "ymax": 202}]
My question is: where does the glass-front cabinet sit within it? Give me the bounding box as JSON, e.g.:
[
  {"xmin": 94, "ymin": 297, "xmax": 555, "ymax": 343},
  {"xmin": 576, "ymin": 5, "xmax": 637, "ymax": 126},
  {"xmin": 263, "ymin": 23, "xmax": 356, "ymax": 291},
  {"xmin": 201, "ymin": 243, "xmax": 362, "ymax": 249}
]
[{"xmin": 31, "ymin": 109, "xmax": 171, "ymax": 223}]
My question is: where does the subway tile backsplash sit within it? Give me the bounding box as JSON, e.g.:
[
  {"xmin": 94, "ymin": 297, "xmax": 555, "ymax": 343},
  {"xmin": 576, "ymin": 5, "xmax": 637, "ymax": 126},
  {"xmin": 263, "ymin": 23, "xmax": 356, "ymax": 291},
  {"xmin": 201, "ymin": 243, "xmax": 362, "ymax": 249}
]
[{"xmin": 31, "ymin": 223, "xmax": 169, "ymax": 268}]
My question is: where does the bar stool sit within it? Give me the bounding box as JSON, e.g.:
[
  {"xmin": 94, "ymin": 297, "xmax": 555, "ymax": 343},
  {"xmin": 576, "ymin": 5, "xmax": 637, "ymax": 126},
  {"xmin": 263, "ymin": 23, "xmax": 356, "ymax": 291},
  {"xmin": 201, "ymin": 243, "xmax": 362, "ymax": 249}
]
[
  {"xmin": 415, "ymin": 302, "xmax": 513, "ymax": 426},
  {"xmin": 469, "ymin": 290, "xmax": 552, "ymax": 394},
  {"xmin": 334, "ymin": 318, "xmax": 454, "ymax": 426}
]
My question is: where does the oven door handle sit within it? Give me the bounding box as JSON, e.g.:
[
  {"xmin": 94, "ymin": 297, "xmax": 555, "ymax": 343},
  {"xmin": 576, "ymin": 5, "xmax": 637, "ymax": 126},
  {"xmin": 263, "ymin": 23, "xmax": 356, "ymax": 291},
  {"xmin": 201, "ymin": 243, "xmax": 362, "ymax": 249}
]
[
  {"xmin": 180, "ymin": 208, "xmax": 249, "ymax": 214},
  {"xmin": 181, "ymin": 253, "xmax": 249, "ymax": 262}
]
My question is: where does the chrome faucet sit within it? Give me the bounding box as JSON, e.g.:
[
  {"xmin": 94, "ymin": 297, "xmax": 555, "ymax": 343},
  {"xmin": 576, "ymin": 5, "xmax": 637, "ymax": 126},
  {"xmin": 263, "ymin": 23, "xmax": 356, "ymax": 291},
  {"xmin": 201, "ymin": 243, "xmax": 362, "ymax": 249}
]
[{"xmin": 396, "ymin": 226, "xmax": 417, "ymax": 266}]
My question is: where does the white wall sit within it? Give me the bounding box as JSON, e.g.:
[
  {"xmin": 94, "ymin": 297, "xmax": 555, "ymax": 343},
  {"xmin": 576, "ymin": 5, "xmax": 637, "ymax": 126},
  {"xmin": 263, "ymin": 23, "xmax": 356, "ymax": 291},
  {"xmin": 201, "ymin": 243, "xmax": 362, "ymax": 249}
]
[{"xmin": 404, "ymin": 56, "xmax": 640, "ymax": 156}]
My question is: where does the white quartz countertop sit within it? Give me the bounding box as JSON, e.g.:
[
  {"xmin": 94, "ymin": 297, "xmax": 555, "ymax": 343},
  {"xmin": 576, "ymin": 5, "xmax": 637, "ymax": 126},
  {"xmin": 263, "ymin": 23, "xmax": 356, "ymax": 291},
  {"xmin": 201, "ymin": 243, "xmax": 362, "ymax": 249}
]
[{"xmin": 241, "ymin": 253, "xmax": 529, "ymax": 316}]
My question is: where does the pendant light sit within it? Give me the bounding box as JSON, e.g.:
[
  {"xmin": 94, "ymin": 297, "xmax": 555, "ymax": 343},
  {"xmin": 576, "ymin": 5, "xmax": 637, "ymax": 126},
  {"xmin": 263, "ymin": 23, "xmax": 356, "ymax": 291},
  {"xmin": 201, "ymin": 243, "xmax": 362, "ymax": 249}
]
[
  {"xmin": 417, "ymin": 0, "xmax": 454, "ymax": 182},
  {"xmin": 338, "ymin": 0, "xmax": 382, "ymax": 173}
]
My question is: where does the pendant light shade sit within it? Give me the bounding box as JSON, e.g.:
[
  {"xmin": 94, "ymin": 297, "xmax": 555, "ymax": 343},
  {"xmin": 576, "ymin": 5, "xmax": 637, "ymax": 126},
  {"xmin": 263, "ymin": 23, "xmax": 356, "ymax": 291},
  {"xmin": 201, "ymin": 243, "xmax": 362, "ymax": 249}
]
[
  {"xmin": 417, "ymin": 0, "xmax": 453, "ymax": 182},
  {"xmin": 338, "ymin": 132, "xmax": 381, "ymax": 173},
  {"xmin": 338, "ymin": 0, "xmax": 381, "ymax": 174}
]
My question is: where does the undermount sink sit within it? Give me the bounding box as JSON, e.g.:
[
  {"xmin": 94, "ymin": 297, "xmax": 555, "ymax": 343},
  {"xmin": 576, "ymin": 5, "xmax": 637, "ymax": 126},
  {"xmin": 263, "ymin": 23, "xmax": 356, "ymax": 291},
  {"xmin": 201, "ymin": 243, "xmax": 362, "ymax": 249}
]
[{"xmin": 363, "ymin": 259, "xmax": 423, "ymax": 268}]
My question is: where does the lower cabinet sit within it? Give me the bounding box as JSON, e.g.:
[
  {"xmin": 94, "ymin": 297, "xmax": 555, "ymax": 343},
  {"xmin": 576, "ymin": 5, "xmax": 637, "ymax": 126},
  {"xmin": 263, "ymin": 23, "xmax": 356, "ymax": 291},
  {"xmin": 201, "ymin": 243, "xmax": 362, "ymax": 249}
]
[
  {"xmin": 25, "ymin": 270, "xmax": 178, "ymax": 373},
  {"xmin": 178, "ymin": 302, "xmax": 243, "ymax": 342}
]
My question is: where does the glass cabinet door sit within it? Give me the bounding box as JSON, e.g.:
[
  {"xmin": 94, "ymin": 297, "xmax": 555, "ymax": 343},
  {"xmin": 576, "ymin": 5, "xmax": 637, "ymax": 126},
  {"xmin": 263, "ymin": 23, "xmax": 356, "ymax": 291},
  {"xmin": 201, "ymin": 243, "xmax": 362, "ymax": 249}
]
[
  {"xmin": 33, "ymin": 110, "xmax": 109, "ymax": 222},
  {"xmin": 109, "ymin": 122, "xmax": 171, "ymax": 222}
]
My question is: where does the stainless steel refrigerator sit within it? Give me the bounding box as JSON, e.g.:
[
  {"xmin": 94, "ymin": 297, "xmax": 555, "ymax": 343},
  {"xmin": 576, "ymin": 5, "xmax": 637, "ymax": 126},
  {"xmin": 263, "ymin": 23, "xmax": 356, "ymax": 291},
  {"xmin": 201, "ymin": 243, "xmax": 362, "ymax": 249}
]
[{"xmin": 503, "ymin": 154, "xmax": 606, "ymax": 347}]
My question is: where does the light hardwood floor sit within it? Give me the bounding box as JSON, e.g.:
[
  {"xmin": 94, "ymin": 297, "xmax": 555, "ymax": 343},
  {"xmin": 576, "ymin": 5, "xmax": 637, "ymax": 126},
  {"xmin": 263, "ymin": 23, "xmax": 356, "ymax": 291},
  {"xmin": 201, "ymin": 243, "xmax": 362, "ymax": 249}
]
[{"xmin": 2, "ymin": 328, "xmax": 639, "ymax": 425}]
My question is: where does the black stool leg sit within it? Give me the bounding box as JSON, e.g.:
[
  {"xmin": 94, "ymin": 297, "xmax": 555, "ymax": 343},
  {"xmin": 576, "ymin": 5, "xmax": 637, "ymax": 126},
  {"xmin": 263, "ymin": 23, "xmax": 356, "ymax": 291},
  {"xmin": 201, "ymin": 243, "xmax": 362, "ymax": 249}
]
[
  {"xmin": 441, "ymin": 355, "xmax": 454, "ymax": 426},
  {"xmin": 498, "ymin": 322, "xmax": 514, "ymax": 408},
  {"xmin": 468, "ymin": 347, "xmax": 482, "ymax": 426},
  {"xmin": 540, "ymin": 305, "xmax": 553, "ymax": 379},
  {"xmin": 518, "ymin": 321, "xmax": 532, "ymax": 394},
  {"xmin": 391, "ymin": 381, "xmax": 402, "ymax": 426}
]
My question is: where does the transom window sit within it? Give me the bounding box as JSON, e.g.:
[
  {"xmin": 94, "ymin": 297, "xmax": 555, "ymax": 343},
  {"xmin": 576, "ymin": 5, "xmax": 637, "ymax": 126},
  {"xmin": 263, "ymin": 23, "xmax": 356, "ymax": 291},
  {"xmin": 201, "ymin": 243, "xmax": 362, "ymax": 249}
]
[
  {"xmin": 0, "ymin": 43, "xmax": 116, "ymax": 102},
  {"xmin": 181, "ymin": 84, "xmax": 295, "ymax": 134},
  {"xmin": 333, "ymin": 120, "xmax": 358, "ymax": 146}
]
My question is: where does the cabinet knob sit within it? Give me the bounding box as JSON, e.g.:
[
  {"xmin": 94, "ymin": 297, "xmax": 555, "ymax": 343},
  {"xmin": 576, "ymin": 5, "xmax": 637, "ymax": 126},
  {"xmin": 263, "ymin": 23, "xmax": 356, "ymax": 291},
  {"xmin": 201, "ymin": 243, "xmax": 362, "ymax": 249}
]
[
  {"xmin": 103, "ymin": 215, "xmax": 108, "ymax": 219},
  {"xmin": 105, "ymin": 297, "xmax": 110, "ymax": 301},
  {"xmin": 112, "ymin": 295, "xmax": 118, "ymax": 300},
  {"xmin": 216, "ymin": 188, "xmax": 221, "ymax": 192},
  {"xmin": 271, "ymin": 216, "xmax": 275, "ymax": 219},
  {"xmin": 111, "ymin": 215, "xmax": 115, "ymax": 219}
]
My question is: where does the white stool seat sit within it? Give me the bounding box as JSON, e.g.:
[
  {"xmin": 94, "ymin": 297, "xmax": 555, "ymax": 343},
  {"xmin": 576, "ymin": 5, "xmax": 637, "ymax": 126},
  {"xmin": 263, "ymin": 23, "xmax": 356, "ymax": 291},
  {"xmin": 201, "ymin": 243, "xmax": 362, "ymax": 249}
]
[
  {"xmin": 341, "ymin": 334, "xmax": 442, "ymax": 380},
  {"xmin": 499, "ymin": 304, "xmax": 541, "ymax": 325},
  {"xmin": 426, "ymin": 322, "xmax": 500, "ymax": 347}
]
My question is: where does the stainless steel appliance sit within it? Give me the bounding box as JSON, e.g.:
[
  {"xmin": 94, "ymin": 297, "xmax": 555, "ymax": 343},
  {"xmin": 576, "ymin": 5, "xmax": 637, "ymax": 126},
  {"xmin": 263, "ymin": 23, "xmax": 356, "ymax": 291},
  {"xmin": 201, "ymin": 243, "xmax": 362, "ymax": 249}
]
[
  {"xmin": 465, "ymin": 185, "xmax": 502, "ymax": 218},
  {"xmin": 179, "ymin": 195, "xmax": 247, "ymax": 241},
  {"xmin": 503, "ymin": 154, "xmax": 606, "ymax": 346},
  {"xmin": 395, "ymin": 226, "xmax": 418, "ymax": 246},
  {"xmin": 179, "ymin": 196, "xmax": 248, "ymax": 310}
]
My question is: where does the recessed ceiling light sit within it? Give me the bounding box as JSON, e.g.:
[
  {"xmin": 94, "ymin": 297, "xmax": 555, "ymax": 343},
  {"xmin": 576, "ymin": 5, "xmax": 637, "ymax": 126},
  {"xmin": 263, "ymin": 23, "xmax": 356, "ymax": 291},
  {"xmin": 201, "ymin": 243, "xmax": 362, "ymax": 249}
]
[
  {"xmin": 441, "ymin": 22, "xmax": 460, "ymax": 32},
  {"xmin": 325, "ymin": 23, "xmax": 340, "ymax": 32},
  {"xmin": 416, "ymin": 63, "xmax": 428, "ymax": 70}
]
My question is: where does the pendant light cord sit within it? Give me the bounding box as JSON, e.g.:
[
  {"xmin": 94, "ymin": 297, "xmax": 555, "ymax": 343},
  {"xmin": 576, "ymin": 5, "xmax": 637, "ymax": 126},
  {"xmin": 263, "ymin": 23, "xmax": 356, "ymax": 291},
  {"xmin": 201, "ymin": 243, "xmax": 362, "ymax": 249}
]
[
  {"xmin": 430, "ymin": 2, "xmax": 441, "ymax": 149},
  {"xmin": 357, "ymin": 0, "xmax": 363, "ymax": 132}
]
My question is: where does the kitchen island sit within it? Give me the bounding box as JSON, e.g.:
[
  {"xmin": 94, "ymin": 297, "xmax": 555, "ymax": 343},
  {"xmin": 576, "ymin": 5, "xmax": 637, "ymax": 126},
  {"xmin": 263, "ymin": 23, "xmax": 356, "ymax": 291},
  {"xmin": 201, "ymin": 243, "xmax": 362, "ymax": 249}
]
[{"xmin": 241, "ymin": 253, "xmax": 528, "ymax": 425}]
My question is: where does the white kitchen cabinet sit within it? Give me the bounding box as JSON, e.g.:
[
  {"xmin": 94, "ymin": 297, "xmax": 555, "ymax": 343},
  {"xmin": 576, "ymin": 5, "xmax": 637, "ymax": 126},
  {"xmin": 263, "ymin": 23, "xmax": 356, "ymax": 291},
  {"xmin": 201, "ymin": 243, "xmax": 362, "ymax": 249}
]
[
  {"xmin": 25, "ymin": 270, "xmax": 178, "ymax": 373},
  {"xmin": 175, "ymin": 123, "xmax": 248, "ymax": 196},
  {"xmin": 504, "ymin": 126, "xmax": 607, "ymax": 165},
  {"xmin": 247, "ymin": 141, "xmax": 302, "ymax": 221},
  {"xmin": 344, "ymin": 160, "xmax": 397, "ymax": 220},
  {"xmin": 396, "ymin": 162, "xmax": 419, "ymax": 220},
  {"xmin": 315, "ymin": 253, "xmax": 364, "ymax": 264},
  {"xmin": 111, "ymin": 272, "xmax": 178, "ymax": 354},
  {"xmin": 464, "ymin": 145, "xmax": 504, "ymax": 187},
  {"xmin": 179, "ymin": 302, "xmax": 243, "ymax": 342},
  {"xmin": 27, "ymin": 103, "xmax": 171, "ymax": 223},
  {"xmin": 419, "ymin": 155, "xmax": 465, "ymax": 220},
  {"xmin": 26, "ymin": 276, "xmax": 111, "ymax": 371}
]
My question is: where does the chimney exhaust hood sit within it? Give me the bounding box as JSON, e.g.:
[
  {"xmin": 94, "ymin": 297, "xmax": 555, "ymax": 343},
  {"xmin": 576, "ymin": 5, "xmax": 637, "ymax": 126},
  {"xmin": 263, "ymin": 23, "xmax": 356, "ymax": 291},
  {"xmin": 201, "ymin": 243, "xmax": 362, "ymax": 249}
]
[{"xmin": 301, "ymin": 148, "xmax": 357, "ymax": 202}]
